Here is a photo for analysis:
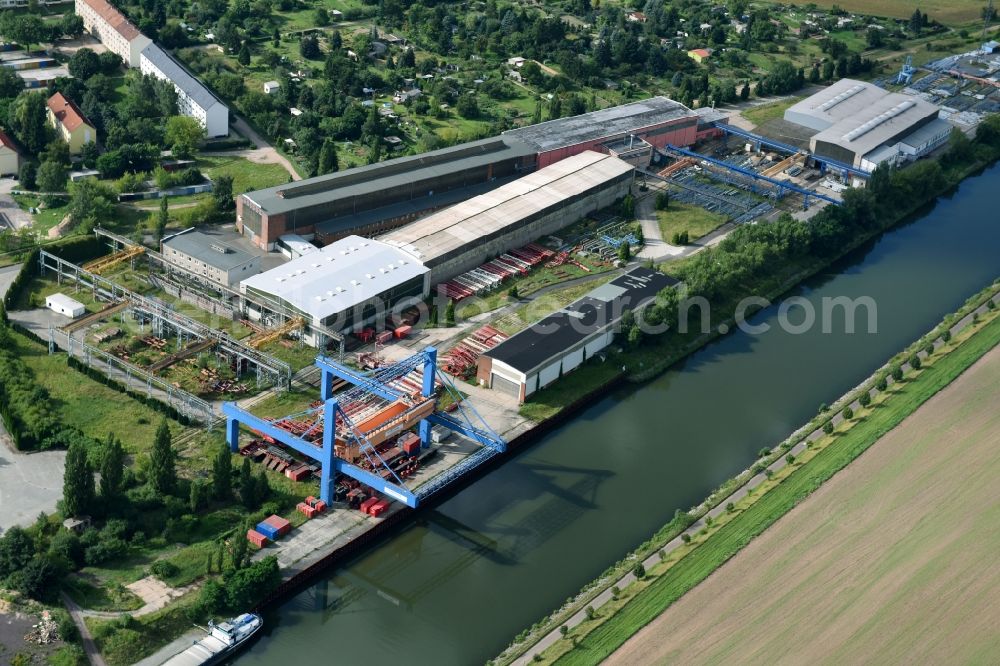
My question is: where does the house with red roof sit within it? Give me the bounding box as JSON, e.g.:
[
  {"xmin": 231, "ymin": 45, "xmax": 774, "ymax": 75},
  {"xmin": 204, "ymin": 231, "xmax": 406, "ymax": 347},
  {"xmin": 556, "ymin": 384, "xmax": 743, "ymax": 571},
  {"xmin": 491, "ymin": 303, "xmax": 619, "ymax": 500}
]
[{"xmin": 47, "ymin": 92, "xmax": 98, "ymax": 155}]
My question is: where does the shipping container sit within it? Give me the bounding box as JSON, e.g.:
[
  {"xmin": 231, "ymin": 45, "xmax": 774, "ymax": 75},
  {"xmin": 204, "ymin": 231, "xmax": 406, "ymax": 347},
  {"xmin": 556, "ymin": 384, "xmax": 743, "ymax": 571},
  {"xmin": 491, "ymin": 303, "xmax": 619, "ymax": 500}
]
[
  {"xmin": 397, "ymin": 432, "xmax": 420, "ymax": 448},
  {"xmin": 393, "ymin": 325, "xmax": 411, "ymax": 339},
  {"xmin": 256, "ymin": 522, "xmax": 280, "ymax": 540},
  {"xmin": 360, "ymin": 497, "xmax": 379, "ymax": 515},
  {"xmin": 263, "ymin": 515, "xmax": 291, "ymax": 536},
  {"xmin": 297, "ymin": 502, "xmax": 317, "ymax": 518},
  {"xmin": 375, "ymin": 330, "xmax": 393, "ymax": 345},
  {"xmin": 402, "ymin": 438, "xmax": 420, "ymax": 455},
  {"xmin": 285, "ymin": 464, "xmax": 311, "ymax": 481},
  {"xmin": 431, "ymin": 425, "xmax": 452, "ymax": 443},
  {"xmin": 247, "ymin": 529, "xmax": 269, "ymax": 548}
]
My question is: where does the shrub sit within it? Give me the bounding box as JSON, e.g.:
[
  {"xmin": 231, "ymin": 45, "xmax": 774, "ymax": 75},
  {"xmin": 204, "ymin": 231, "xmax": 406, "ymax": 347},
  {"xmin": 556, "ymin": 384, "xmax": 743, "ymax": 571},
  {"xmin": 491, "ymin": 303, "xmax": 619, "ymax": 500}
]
[
  {"xmin": 725, "ymin": 502, "xmax": 735, "ymax": 513},
  {"xmin": 823, "ymin": 421, "xmax": 834, "ymax": 435},
  {"xmin": 875, "ymin": 377, "xmax": 888, "ymax": 392},
  {"xmin": 842, "ymin": 406, "xmax": 854, "ymax": 420},
  {"xmin": 681, "ymin": 533, "xmax": 691, "ymax": 543},
  {"xmin": 909, "ymin": 355, "xmax": 921, "ymax": 370},
  {"xmin": 633, "ymin": 562, "xmax": 645, "ymax": 579},
  {"xmin": 150, "ymin": 560, "xmax": 180, "ymax": 580},
  {"xmin": 859, "ymin": 392, "xmax": 871, "ymax": 407},
  {"xmin": 585, "ymin": 605, "xmax": 595, "ymax": 620}
]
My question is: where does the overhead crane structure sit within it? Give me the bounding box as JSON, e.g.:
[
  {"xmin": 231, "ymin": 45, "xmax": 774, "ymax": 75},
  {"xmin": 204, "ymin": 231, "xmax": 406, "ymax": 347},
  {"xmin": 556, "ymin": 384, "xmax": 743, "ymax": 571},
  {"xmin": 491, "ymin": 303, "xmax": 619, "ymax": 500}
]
[
  {"xmin": 38, "ymin": 249, "xmax": 292, "ymax": 388},
  {"xmin": 715, "ymin": 123, "xmax": 871, "ymax": 181},
  {"xmin": 661, "ymin": 145, "xmax": 842, "ymax": 210},
  {"xmin": 223, "ymin": 347, "xmax": 506, "ymax": 508},
  {"xmin": 92, "ymin": 227, "xmax": 345, "ymax": 355}
]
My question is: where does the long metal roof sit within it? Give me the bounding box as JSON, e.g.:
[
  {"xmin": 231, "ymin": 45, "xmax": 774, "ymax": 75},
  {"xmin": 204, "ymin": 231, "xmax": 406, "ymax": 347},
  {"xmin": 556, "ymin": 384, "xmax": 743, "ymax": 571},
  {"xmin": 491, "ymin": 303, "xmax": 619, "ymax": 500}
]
[
  {"xmin": 140, "ymin": 44, "xmax": 227, "ymax": 113},
  {"xmin": 502, "ymin": 96, "xmax": 695, "ymax": 152},
  {"xmin": 811, "ymin": 92, "xmax": 940, "ymax": 158},
  {"xmin": 242, "ymin": 136, "xmax": 535, "ymax": 216},
  {"xmin": 163, "ymin": 231, "xmax": 256, "ymax": 271},
  {"xmin": 380, "ymin": 151, "xmax": 633, "ymax": 265},
  {"xmin": 240, "ymin": 235, "xmax": 428, "ymax": 321},
  {"xmin": 784, "ymin": 79, "xmax": 891, "ymax": 131}
]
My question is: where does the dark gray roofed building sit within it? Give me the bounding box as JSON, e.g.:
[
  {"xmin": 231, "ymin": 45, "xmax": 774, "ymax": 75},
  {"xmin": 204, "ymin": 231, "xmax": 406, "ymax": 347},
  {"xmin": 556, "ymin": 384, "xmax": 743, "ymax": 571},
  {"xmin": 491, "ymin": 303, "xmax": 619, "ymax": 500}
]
[
  {"xmin": 161, "ymin": 230, "xmax": 260, "ymax": 287},
  {"xmin": 140, "ymin": 45, "xmax": 229, "ymax": 137}
]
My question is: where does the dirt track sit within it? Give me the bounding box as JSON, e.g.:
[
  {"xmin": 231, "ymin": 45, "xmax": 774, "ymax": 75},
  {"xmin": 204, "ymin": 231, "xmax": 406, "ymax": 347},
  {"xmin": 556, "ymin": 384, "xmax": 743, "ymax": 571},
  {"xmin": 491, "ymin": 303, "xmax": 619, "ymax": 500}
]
[{"xmin": 606, "ymin": 344, "xmax": 1000, "ymax": 665}]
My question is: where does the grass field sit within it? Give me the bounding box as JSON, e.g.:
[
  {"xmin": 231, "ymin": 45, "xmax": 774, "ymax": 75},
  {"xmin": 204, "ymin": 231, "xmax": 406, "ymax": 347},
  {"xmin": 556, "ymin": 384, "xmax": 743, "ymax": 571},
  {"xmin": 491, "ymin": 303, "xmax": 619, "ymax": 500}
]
[
  {"xmin": 656, "ymin": 202, "xmax": 729, "ymax": 243},
  {"xmin": 196, "ymin": 155, "xmax": 291, "ymax": 194},
  {"xmin": 741, "ymin": 97, "xmax": 804, "ymax": 128},
  {"xmin": 9, "ymin": 329, "xmax": 177, "ymax": 453},
  {"xmin": 774, "ymin": 0, "xmax": 983, "ymax": 23},
  {"xmin": 549, "ymin": 306, "xmax": 1000, "ymax": 665}
]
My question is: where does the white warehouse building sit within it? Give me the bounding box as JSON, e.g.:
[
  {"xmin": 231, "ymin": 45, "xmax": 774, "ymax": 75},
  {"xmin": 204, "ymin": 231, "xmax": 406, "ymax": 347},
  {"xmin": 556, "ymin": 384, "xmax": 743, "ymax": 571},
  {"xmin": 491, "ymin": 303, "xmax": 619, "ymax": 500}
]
[
  {"xmin": 75, "ymin": 0, "xmax": 151, "ymax": 68},
  {"xmin": 380, "ymin": 150, "xmax": 634, "ymax": 285},
  {"xmin": 783, "ymin": 79, "xmax": 951, "ymax": 172},
  {"xmin": 240, "ymin": 235, "xmax": 429, "ymax": 343},
  {"xmin": 140, "ymin": 45, "xmax": 229, "ymax": 137}
]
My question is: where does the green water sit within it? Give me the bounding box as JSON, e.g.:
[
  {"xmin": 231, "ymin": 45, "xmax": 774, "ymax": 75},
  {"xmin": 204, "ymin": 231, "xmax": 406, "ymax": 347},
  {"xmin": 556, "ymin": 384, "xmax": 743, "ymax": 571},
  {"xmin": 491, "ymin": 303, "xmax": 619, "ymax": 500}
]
[{"xmin": 239, "ymin": 164, "xmax": 1000, "ymax": 665}]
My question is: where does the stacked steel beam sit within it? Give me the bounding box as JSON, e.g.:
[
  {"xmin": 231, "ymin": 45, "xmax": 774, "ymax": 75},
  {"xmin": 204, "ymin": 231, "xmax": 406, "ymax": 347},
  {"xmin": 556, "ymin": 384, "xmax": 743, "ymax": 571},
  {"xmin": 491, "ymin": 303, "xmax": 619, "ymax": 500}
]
[
  {"xmin": 440, "ymin": 325, "xmax": 509, "ymax": 377},
  {"xmin": 436, "ymin": 243, "xmax": 554, "ymax": 301}
]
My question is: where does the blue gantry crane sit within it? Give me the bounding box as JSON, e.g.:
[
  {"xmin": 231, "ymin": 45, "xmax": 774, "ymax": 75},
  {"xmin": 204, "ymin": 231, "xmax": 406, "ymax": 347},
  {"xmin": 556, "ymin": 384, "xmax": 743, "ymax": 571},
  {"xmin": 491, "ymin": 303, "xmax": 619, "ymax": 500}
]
[{"xmin": 223, "ymin": 347, "xmax": 506, "ymax": 508}]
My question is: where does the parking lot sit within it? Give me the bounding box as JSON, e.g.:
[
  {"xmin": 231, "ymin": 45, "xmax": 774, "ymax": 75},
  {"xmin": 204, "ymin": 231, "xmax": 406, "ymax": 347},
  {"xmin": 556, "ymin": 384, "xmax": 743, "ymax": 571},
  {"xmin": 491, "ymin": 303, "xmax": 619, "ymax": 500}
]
[{"xmin": 0, "ymin": 433, "xmax": 66, "ymax": 533}]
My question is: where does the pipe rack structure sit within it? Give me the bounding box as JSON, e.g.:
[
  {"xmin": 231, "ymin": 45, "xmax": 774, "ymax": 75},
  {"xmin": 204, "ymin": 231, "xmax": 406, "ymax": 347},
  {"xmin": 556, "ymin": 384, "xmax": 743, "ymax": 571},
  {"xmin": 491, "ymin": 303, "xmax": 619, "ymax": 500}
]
[
  {"xmin": 660, "ymin": 145, "xmax": 842, "ymax": 210},
  {"xmin": 223, "ymin": 347, "xmax": 506, "ymax": 507},
  {"xmin": 38, "ymin": 249, "xmax": 292, "ymax": 388},
  {"xmin": 93, "ymin": 228, "xmax": 346, "ymax": 355},
  {"xmin": 715, "ymin": 123, "xmax": 871, "ymax": 180}
]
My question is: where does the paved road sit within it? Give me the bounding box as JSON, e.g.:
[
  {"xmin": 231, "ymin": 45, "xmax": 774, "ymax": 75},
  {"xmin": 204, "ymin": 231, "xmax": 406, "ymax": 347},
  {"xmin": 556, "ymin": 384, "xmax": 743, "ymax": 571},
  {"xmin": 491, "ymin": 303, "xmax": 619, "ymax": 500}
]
[
  {"xmin": 511, "ymin": 289, "xmax": 1000, "ymax": 664},
  {"xmin": 61, "ymin": 593, "xmax": 107, "ymax": 666},
  {"xmin": 0, "ymin": 178, "xmax": 32, "ymax": 231}
]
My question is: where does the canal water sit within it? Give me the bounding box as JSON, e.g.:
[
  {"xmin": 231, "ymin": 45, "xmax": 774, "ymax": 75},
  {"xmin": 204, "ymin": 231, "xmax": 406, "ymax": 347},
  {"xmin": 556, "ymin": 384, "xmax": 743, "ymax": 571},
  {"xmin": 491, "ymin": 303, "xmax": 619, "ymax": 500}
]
[{"xmin": 239, "ymin": 164, "xmax": 1000, "ymax": 665}]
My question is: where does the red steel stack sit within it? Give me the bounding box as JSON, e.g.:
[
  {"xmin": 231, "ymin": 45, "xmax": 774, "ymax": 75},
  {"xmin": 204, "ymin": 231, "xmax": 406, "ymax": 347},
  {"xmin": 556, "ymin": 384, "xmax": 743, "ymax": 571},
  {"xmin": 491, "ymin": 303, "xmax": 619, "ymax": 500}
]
[
  {"xmin": 285, "ymin": 464, "xmax": 312, "ymax": 481},
  {"xmin": 247, "ymin": 529, "xmax": 268, "ymax": 548},
  {"xmin": 375, "ymin": 330, "xmax": 393, "ymax": 344},
  {"xmin": 369, "ymin": 499, "xmax": 390, "ymax": 517},
  {"xmin": 441, "ymin": 325, "xmax": 509, "ymax": 377},
  {"xmin": 297, "ymin": 502, "xmax": 318, "ymax": 518},
  {"xmin": 360, "ymin": 497, "xmax": 379, "ymax": 515},
  {"xmin": 263, "ymin": 515, "xmax": 291, "ymax": 537},
  {"xmin": 393, "ymin": 325, "xmax": 411, "ymax": 339},
  {"xmin": 305, "ymin": 496, "xmax": 327, "ymax": 513}
]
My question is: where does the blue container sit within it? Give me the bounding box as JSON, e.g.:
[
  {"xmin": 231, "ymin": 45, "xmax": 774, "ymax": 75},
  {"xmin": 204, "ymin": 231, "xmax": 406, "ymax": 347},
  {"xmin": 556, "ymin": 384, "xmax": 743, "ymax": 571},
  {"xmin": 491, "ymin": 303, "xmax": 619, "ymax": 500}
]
[{"xmin": 256, "ymin": 522, "xmax": 279, "ymax": 540}]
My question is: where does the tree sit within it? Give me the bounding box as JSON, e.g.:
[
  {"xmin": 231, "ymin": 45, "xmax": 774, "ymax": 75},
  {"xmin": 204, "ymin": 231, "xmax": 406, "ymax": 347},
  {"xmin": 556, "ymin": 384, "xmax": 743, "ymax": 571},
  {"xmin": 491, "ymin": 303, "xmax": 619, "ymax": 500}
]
[
  {"xmin": 618, "ymin": 242, "xmax": 631, "ymax": 262},
  {"xmin": 62, "ymin": 439, "xmax": 94, "ymax": 517},
  {"xmin": 909, "ymin": 9, "xmax": 923, "ymax": 35},
  {"xmin": 61, "ymin": 13, "xmax": 84, "ymax": 38},
  {"xmin": 620, "ymin": 193, "xmax": 635, "ymax": 219},
  {"xmin": 230, "ymin": 524, "xmax": 249, "ymax": 570},
  {"xmin": 36, "ymin": 160, "xmax": 67, "ymax": 193},
  {"xmin": 300, "ymin": 34, "xmax": 321, "ymax": 59},
  {"xmin": 211, "ymin": 444, "xmax": 233, "ymax": 500},
  {"xmin": 456, "ymin": 94, "xmax": 479, "ymax": 119},
  {"xmin": 532, "ymin": 98, "xmax": 542, "ymax": 125},
  {"xmin": 822, "ymin": 421, "xmax": 834, "ymax": 435},
  {"xmin": 0, "ymin": 526, "xmax": 35, "ymax": 579},
  {"xmin": 99, "ymin": 434, "xmax": 126, "ymax": 500},
  {"xmin": 508, "ymin": 284, "xmax": 519, "ymax": 300},
  {"xmin": 69, "ymin": 49, "xmax": 101, "ymax": 80},
  {"xmin": 842, "ymin": 406, "xmax": 854, "ymax": 420},
  {"xmin": 547, "ymin": 94, "xmax": 562, "ymax": 120},
  {"xmin": 655, "ymin": 191, "xmax": 669, "ymax": 210},
  {"xmin": 891, "ymin": 365, "xmax": 904, "ymax": 382},
  {"xmin": 3, "ymin": 15, "xmax": 46, "ymax": 52},
  {"xmin": 633, "ymin": 562, "xmax": 646, "ymax": 579},
  {"xmin": 237, "ymin": 43, "xmax": 251, "ymax": 67},
  {"xmin": 317, "ymin": 139, "xmax": 339, "ymax": 175},
  {"xmin": 18, "ymin": 161, "xmax": 37, "ymax": 190},
  {"xmin": 212, "ymin": 174, "xmax": 235, "ymax": 211},
  {"xmin": 0, "ymin": 67, "xmax": 23, "ymax": 99},
  {"xmin": 239, "ymin": 458, "xmax": 255, "ymax": 509},
  {"xmin": 189, "ymin": 480, "xmax": 208, "ymax": 513},
  {"xmin": 875, "ymin": 377, "xmax": 888, "ymax": 392},
  {"xmin": 445, "ymin": 300, "xmax": 455, "ymax": 327},
  {"xmin": 164, "ymin": 116, "xmax": 204, "ymax": 159},
  {"xmin": 909, "ymin": 355, "xmax": 921, "ymax": 370},
  {"xmin": 859, "ymin": 391, "xmax": 871, "ymax": 408},
  {"xmin": 8, "ymin": 557, "xmax": 56, "ymax": 601},
  {"xmin": 10, "ymin": 92, "xmax": 49, "ymax": 156},
  {"xmin": 149, "ymin": 419, "xmax": 176, "ymax": 495},
  {"xmin": 155, "ymin": 196, "xmax": 168, "ymax": 243}
]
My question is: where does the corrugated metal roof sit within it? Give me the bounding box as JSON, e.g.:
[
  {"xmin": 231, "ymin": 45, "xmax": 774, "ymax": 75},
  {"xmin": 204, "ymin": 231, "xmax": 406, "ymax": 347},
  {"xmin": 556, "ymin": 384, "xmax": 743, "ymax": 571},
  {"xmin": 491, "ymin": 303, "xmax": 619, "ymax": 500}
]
[
  {"xmin": 243, "ymin": 136, "xmax": 535, "ymax": 215},
  {"xmin": 240, "ymin": 236, "xmax": 428, "ymax": 321},
  {"xmin": 503, "ymin": 96, "xmax": 694, "ymax": 152},
  {"xmin": 380, "ymin": 152, "xmax": 633, "ymax": 265},
  {"xmin": 141, "ymin": 44, "xmax": 226, "ymax": 113},
  {"xmin": 811, "ymin": 93, "xmax": 940, "ymax": 159}
]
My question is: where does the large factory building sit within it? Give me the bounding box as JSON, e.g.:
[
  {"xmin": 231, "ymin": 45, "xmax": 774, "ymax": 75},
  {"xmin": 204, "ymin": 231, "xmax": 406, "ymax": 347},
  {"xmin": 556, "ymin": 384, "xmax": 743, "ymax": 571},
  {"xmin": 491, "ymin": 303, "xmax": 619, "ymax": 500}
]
[
  {"xmin": 503, "ymin": 96, "xmax": 698, "ymax": 168},
  {"xmin": 236, "ymin": 137, "xmax": 536, "ymax": 250},
  {"xmin": 240, "ymin": 235, "xmax": 428, "ymax": 342},
  {"xmin": 783, "ymin": 79, "xmax": 951, "ymax": 171},
  {"xmin": 380, "ymin": 151, "xmax": 634, "ymax": 285},
  {"xmin": 236, "ymin": 97, "xmax": 698, "ymax": 250}
]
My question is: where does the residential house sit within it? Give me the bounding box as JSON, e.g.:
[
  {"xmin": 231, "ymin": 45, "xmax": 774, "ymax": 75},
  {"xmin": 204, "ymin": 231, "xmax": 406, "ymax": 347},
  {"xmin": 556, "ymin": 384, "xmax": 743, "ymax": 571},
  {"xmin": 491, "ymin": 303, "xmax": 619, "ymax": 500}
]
[
  {"xmin": 75, "ymin": 0, "xmax": 151, "ymax": 67},
  {"xmin": 140, "ymin": 44, "xmax": 228, "ymax": 137},
  {"xmin": 687, "ymin": 48, "xmax": 713, "ymax": 63},
  {"xmin": 626, "ymin": 11, "xmax": 647, "ymax": 23},
  {"xmin": 46, "ymin": 92, "xmax": 97, "ymax": 155},
  {"xmin": 263, "ymin": 80, "xmax": 280, "ymax": 94},
  {"xmin": 0, "ymin": 130, "xmax": 21, "ymax": 176}
]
